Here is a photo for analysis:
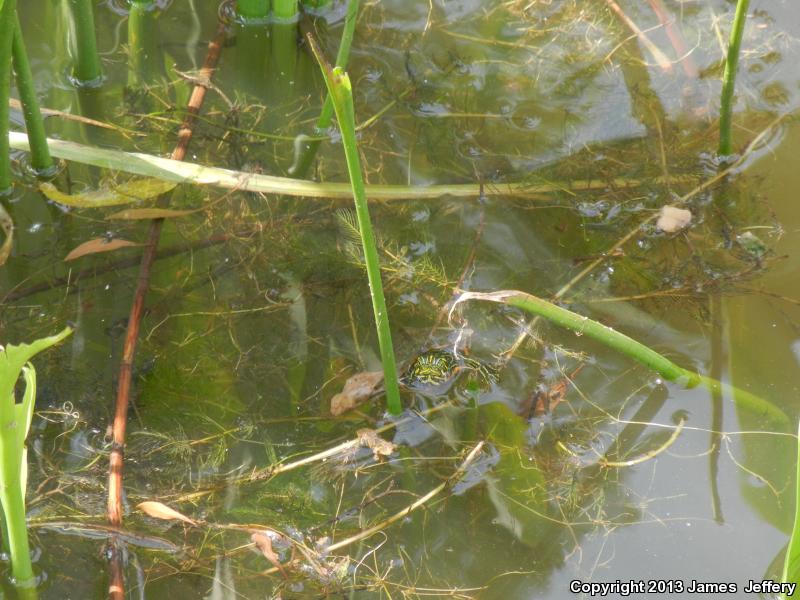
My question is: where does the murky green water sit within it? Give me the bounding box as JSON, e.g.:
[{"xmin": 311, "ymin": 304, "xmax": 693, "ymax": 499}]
[{"xmin": 2, "ymin": 0, "xmax": 800, "ymax": 597}]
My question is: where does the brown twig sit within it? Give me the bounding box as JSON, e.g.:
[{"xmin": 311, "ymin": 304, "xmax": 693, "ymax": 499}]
[
  {"xmin": 106, "ymin": 22, "xmax": 227, "ymax": 600},
  {"xmin": 605, "ymin": 0, "xmax": 673, "ymax": 73},
  {"xmin": 257, "ymin": 442, "xmax": 485, "ymax": 576},
  {"xmin": 646, "ymin": 0, "xmax": 698, "ymax": 78}
]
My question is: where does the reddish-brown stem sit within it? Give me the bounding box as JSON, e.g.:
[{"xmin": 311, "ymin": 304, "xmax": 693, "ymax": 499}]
[
  {"xmin": 106, "ymin": 22, "xmax": 226, "ymax": 600},
  {"xmin": 646, "ymin": 0, "xmax": 699, "ymax": 78}
]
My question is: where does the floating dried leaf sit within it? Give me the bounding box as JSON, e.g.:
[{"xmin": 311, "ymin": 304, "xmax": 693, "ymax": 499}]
[
  {"xmin": 64, "ymin": 238, "xmax": 141, "ymax": 261},
  {"xmin": 656, "ymin": 205, "xmax": 692, "ymax": 233},
  {"xmin": 136, "ymin": 501, "xmax": 197, "ymax": 526},
  {"xmin": 356, "ymin": 428, "xmax": 396, "ymax": 461},
  {"xmin": 251, "ymin": 531, "xmax": 287, "ymax": 577},
  {"xmin": 330, "ymin": 371, "xmax": 383, "ymax": 416},
  {"xmin": 40, "ymin": 178, "xmax": 176, "ymax": 208}
]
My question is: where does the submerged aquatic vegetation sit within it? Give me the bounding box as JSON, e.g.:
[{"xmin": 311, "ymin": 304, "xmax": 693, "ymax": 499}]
[{"xmin": 1, "ymin": 0, "xmax": 798, "ymax": 596}]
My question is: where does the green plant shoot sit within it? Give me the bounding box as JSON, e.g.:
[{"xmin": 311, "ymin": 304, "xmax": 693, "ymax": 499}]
[
  {"xmin": 290, "ymin": 0, "xmax": 360, "ymax": 178},
  {"xmin": 0, "ymin": 327, "xmax": 72, "ymax": 586},
  {"xmin": 307, "ymin": 36, "xmax": 402, "ymax": 415},
  {"xmin": 782, "ymin": 419, "xmax": 800, "ymax": 596}
]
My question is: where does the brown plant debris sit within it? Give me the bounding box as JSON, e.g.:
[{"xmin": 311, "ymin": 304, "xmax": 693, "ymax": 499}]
[
  {"xmin": 356, "ymin": 428, "xmax": 396, "ymax": 461},
  {"xmin": 330, "ymin": 371, "xmax": 384, "ymax": 416}
]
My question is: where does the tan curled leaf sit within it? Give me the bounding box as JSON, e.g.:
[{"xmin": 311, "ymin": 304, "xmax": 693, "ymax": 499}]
[
  {"xmin": 251, "ymin": 531, "xmax": 287, "ymax": 577},
  {"xmin": 137, "ymin": 501, "xmax": 197, "ymax": 525},
  {"xmin": 65, "ymin": 238, "xmax": 142, "ymax": 261},
  {"xmin": 107, "ymin": 207, "xmax": 197, "ymax": 220},
  {"xmin": 656, "ymin": 205, "xmax": 692, "ymax": 233},
  {"xmin": 357, "ymin": 428, "xmax": 396, "ymax": 461},
  {"xmin": 0, "ymin": 202, "xmax": 12, "ymax": 266},
  {"xmin": 330, "ymin": 371, "xmax": 383, "ymax": 416},
  {"xmin": 40, "ymin": 178, "xmax": 176, "ymax": 208}
]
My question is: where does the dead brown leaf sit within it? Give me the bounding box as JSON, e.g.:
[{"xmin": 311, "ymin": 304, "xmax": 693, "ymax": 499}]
[
  {"xmin": 357, "ymin": 428, "xmax": 396, "ymax": 461},
  {"xmin": 330, "ymin": 371, "xmax": 383, "ymax": 416},
  {"xmin": 65, "ymin": 238, "xmax": 142, "ymax": 261},
  {"xmin": 529, "ymin": 364, "xmax": 585, "ymax": 418},
  {"xmin": 251, "ymin": 531, "xmax": 287, "ymax": 578},
  {"xmin": 136, "ymin": 501, "xmax": 197, "ymax": 526}
]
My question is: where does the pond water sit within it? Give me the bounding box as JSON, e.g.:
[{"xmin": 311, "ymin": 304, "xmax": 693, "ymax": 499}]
[{"xmin": 2, "ymin": 0, "xmax": 800, "ymax": 598}]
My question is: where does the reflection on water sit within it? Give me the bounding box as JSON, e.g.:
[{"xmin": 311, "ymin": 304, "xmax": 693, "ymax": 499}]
[{"xmin": 1, "ymin": 0, "xmax": 799, "ymax": 597}]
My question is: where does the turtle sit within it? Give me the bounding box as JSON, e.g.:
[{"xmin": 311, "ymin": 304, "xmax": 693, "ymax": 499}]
[{"xmin": 400, "ymin": 348, "xmax": 499, "ymax": 390}]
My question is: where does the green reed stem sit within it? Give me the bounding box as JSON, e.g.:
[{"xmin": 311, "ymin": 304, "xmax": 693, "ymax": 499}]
[
  {"xmin": 290, "ymin": 0, "xmax": 359, "ymax": 178},
  {"xmin": 128, "ymin": 0, "xmax": 164, "ymax": 88},
  {"xmin": 66, "ymin": 0, "xmax": 103, "ymax": 84},
  {"xmin": 308, "ymin": 36, "xmax": 402, "ymax": 415},
  {"xmin": 236, "ymin": 0, "xmax": 270, "ymax": 21},
  {"xmin": 12, "ymin": 14, "xmax": 52, "ymax": 173},
  {"xmin": 273, "ymin": 0, "xmax": 298, "ymax": 19},
  {"xmin": 718, "ymin": 0, "xmax": 749, "ymax": 156},
  {"xmin": 0, "ymin": 0, "xmax": 17, "ymax": 192},
  {"xmin": 457, "ymin": 290, "xmax": 789, "ymax": 429}
]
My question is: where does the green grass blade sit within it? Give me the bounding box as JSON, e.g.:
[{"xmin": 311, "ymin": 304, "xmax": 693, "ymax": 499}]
[
  {"xmin": 782, "ymin": 420, "xmax": 800, "ymax": 595},
  {"xmin": 307, "ymin": 36, "xmax": 402, "ymax": 415},
  {"xmin": 454, "ymin": 290, "xmax": 788, "ymax": 429},
  {"xmin": 290, "ymin": 0, "xmax": 360, "ymax": 178},
  {"xmin": 719, "ymin": 0, "xmax": 750, "ymax": 156},
  {"xmin": 8, "ymin": 132, "xmax": 698, "ymax": 200}
]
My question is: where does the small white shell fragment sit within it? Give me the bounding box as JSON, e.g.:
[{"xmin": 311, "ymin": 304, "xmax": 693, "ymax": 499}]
[{"xmin": 656, "ymin": 205, "xmax": 692, "ymax": 233}]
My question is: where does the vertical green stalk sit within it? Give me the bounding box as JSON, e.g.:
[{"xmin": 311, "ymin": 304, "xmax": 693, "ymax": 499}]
[
  {"xmin": 127, "ymin": 0, "xmax": 164, "ymax": 89},
  {"xmin": 273, "ymin": 0, "xmax": 298, "ymax": 19},
  {"xmin": 12, "ymin": 13, "xmax": 53, "ymax": 174},
  {"xmin": 236, "ymin": 0, "xmax": 270, "ymax": 21},
  {"xmin": 0, "ymin": 480, "xmax": 33, "ymax": 585},
  {"xmin": 718, "ymin": 0, "xmax": 749, "ymax": 156},
  {"xmin": 0, "ymin": 0, "xmax": 18, "ymax": 192},
  {"xmin": 308, "ymin": 37, "xmax": 402, "ymax": 415},
  {"xmin": 271, "ymin": 0, "xmax": 299, "ymax": 94},
  {"xmin": 66, "ymin": 0, "xmax": 103, "ymax": 85},
  {"xmin": 290, "ymin": 0, "xmax": 359, "ymax": 178}
]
